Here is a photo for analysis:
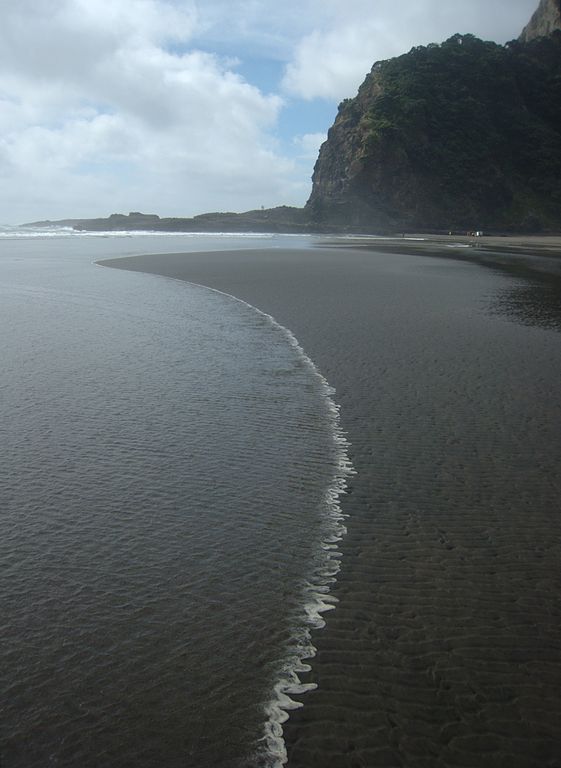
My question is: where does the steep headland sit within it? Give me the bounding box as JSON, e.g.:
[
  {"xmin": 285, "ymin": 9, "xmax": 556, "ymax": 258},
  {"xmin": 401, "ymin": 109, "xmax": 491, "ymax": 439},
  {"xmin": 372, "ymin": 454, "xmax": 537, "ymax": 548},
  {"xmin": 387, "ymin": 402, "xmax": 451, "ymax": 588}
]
[
  {"xmin": 520, "ymin": 0, "xmax": 561, "ymax": 42},
  {"xmin": 306, "ymin": 30, "xmax": 561, "ymax": 232}
]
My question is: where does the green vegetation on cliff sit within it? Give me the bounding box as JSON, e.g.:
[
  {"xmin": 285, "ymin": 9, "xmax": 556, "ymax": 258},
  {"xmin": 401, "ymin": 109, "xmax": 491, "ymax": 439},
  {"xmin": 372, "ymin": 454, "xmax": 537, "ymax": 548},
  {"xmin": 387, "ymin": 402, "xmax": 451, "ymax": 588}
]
[{"xmin": 307, "ymin": 32, "xmax": 561, "ymax": 232}]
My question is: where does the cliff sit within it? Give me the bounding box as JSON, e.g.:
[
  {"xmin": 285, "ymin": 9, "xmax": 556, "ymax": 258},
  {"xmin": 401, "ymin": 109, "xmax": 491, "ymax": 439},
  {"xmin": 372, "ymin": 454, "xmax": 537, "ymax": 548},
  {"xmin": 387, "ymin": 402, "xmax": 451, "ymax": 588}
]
[
  {"xmin": 520, "ymin": 0, "xmax": 561, "ymax": 42},
  {"xmin": 306, "ymin": 26, "xmax": 561, "ymax": 232}
]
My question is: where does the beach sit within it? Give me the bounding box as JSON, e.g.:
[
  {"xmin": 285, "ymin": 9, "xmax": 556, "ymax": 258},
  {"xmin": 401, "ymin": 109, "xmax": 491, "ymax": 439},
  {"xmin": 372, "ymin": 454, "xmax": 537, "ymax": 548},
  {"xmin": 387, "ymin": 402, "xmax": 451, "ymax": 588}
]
[{"xmin": 102, "ymin": 238, "xmax": 561, "ymax": 767}]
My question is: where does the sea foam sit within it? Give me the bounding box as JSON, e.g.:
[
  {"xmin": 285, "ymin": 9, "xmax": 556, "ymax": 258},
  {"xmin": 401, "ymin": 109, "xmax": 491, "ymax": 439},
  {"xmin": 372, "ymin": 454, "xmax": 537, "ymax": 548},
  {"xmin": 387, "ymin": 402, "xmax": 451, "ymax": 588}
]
[{"xmin": 171, "ymin": 280, "xmax": 355, "ymax": 768}]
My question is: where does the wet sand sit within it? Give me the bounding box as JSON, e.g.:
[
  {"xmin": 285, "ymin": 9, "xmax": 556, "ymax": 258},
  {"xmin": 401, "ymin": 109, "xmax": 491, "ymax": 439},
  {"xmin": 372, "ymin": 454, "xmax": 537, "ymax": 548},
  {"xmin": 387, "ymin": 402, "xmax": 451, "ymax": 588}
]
[
  {"xmin": 324, "ymin": 234, "xmax": 561, "ymax": 279},
  {"xmin": 101, "ymin": 241, "xmax": 561, "ymax": 767}
]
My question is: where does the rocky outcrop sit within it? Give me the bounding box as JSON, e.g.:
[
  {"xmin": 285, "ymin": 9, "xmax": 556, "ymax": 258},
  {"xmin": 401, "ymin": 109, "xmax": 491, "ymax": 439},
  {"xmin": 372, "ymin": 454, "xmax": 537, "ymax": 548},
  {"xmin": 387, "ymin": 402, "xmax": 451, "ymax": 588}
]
[
  {"xmin": 305, "ymin": 26, "xmax": 561, "ymax": 232},
  {"xmin": 520, "ymin": 0, "xmax": 561, "ymax": 42}
]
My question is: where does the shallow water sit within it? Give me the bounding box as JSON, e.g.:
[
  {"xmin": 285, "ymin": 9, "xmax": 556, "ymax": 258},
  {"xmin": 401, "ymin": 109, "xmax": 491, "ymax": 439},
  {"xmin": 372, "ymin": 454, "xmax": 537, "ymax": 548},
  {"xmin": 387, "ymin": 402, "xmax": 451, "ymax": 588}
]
[
  {"xmin": 4, "ymin": 231, "xmax": 561, "ymax": 767},
  {"xmin": 0, "ymin": 232, "xmax": 348, "ymax": 767},
  {"xmin": 102, "ymin": 244, "xmax": 561, "ymax": 767}
]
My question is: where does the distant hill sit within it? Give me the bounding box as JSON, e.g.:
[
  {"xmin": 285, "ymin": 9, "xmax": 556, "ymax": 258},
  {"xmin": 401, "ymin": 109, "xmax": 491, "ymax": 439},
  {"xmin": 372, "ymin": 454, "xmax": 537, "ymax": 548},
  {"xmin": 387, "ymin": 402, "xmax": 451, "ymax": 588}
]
[
  {"xmin": 24, "ymin": 207, "xmax": 310, "ymax": 234},
  {"xmin": 306, "ymin": 9, "xmax": 561, "ymax": 232}
]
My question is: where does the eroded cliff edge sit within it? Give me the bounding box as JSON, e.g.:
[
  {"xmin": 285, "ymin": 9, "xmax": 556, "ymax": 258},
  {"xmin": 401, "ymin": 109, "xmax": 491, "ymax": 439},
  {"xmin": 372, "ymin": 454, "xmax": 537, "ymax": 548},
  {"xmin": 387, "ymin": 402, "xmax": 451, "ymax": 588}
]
[
  {"xmin": 521, "ymin": 0, "xmax": 561, "ymax": 42},
  {"xmin": 306, "ymin": 17, "xmax": 561, "ymax": 232}
]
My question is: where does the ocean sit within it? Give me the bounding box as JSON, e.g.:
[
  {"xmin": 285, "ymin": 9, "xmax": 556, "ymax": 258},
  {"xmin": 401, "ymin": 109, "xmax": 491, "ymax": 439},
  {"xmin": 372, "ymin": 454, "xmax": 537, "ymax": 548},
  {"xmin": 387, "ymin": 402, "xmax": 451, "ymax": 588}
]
[
  {"xmin": 0, "ymin": 228, "xmax": 351, "ymax": 767},
  {"xmin": 3, "ymin": 226, "xmax": 561, "ymax": 768},
  {"xmin": 98, "ymin": 238, "xmax": 561, "ymax": 767}
]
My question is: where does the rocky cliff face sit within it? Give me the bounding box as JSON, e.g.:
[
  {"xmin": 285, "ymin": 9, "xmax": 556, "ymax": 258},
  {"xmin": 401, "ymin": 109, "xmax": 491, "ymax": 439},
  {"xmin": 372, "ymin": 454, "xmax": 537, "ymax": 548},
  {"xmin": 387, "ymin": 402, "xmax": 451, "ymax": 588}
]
[
  {"xmin": 520, "ymin": 0, "xmax": 561, "ymax": 42},
  {"xmin": 306, "ymin": 5, "xmax": 561, "ymax": 232}
]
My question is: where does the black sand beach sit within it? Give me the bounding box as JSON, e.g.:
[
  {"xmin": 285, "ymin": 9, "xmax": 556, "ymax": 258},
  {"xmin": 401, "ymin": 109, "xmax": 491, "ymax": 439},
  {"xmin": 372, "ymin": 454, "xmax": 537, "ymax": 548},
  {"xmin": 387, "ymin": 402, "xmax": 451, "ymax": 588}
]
[{"xmin": 102, "ymin": 240, "xmax": 561, "ymax": 767}]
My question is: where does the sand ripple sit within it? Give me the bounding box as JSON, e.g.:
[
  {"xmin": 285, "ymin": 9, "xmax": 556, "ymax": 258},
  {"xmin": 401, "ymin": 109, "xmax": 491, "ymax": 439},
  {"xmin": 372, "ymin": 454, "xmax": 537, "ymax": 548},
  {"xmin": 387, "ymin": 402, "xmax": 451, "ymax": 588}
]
[{"xmin": 101, "ymin": 246, "xmax": 561, "ymax": 767}]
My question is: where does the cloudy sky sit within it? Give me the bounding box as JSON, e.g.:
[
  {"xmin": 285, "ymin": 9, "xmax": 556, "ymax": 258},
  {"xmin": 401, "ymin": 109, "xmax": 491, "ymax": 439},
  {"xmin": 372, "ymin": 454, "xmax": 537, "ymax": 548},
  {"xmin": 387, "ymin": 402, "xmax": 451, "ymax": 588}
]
[{"xmin": 0, "ymin": 0, "xmax": 537, "ymax": 223}]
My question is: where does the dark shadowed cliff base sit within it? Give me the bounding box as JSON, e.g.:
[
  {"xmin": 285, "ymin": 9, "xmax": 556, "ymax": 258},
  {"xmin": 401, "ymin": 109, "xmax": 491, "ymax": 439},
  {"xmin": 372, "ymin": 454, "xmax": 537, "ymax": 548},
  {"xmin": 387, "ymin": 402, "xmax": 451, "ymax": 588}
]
[{"xmin": 101, "ymin": 242, "xmax": 561, "ymax": 767}]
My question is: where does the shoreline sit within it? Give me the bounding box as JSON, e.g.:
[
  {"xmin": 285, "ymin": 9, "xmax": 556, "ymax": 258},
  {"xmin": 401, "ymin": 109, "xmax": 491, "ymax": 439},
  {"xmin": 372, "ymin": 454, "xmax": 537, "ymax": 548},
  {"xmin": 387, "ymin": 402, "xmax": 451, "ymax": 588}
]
[
  {"xmin": 100, "ymin": 241, "xmax": 561, "ymax": 766},
  {"xmin": 321, "ymin": 233, "xmax": 561, "ymax": 279}
]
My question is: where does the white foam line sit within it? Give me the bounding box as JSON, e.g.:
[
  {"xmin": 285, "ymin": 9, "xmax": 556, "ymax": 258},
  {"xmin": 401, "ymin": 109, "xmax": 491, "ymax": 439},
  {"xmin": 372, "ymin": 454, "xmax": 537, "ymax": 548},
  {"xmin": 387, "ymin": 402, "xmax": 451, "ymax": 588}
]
[
  {"xmin": 97, "ymin": 260, "xmax": 355, "ymax": 767},
  {"xmin": 179, "ymin": 282, "xmax": 355, "ymax": 768},
  {"xmin": 4, "ymin": 228, "xmax": 313, "ymax": 240}
]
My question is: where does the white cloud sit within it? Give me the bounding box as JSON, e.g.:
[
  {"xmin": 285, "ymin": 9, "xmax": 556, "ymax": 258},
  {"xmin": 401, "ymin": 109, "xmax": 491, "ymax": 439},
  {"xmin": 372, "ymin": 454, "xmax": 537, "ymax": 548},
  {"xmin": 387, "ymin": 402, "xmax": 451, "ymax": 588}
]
[
  {"xmin": 282, "ymin": 0, "xmax": 537, "ymax": 100},
  {"xmin": 283, "ymin": 19, "xmax": 400, "ymax": 101},
  {"xmin": 0, "ymin": 0, "xmax": 306, "ymax": 222},
  {"xmin": 293, "ymin": 132, "xmax": 327, "ymax": 159},
  {"xmin": 190, "ymin": 1, "xmax": 323, "ymax": 60}
]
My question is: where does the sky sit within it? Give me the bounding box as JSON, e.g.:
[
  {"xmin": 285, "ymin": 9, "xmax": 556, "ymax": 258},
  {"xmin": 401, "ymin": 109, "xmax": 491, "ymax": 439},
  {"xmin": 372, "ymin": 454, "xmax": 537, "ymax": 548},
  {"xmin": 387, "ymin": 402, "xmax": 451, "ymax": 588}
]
[{"xmin": 0, "ymin": 0, "xmax": 538, "ymax": 223}]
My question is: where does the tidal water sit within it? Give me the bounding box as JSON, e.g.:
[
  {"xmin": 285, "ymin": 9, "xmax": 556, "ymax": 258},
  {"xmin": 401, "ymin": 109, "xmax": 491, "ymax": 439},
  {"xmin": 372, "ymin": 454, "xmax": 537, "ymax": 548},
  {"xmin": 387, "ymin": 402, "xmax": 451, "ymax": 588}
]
[
  {"xmin": 4, "ymin": 228, "xmax": 561, "ymax": 768},
  {"xmin": 103, "ymin": 242, "xmax": 561, "ymax": 767},
  {"xmin": 0, "ymin": 230, "xmax": 350, "ymax": 767}
]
